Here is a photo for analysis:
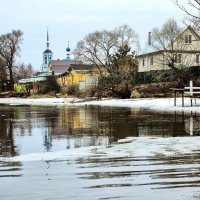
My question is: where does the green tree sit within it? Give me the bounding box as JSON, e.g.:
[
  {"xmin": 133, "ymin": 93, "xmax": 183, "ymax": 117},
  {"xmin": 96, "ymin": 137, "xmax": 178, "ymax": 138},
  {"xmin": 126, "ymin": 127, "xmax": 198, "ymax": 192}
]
[{"xmin": 98, "ymin": 44, "xmax": 138, "ymax": 98}]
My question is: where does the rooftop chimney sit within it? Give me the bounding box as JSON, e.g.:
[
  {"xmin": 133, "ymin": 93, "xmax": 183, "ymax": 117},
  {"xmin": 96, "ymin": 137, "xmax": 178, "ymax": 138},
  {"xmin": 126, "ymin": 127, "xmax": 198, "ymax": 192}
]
[{"xmin": 148, "ymin": 32, "xmax": 151, "ymax": 45}]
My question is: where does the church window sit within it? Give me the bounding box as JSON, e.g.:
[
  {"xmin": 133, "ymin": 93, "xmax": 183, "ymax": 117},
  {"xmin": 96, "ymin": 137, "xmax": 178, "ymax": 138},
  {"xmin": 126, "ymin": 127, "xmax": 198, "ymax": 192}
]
[{"xmin": 45, "ymin": 56, "xmax": 47, "ymax": 64}]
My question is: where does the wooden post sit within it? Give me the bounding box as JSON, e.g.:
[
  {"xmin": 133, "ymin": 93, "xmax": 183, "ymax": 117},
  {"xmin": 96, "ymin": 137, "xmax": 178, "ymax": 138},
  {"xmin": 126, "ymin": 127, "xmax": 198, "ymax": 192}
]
[
  {"xmin": 182, "ymin": 91, "xmax": 184, "ymax": 107},
  {"xmin": 174, "ymin": 91, "xmax": 177, "ymax": 106},
  {"xmin": 190, "ymin": 80, "xmax": 193, "ymax": 107},
  {"xmin": 190, "ymin": 112, "xmax": 193, "ymax": 136}
]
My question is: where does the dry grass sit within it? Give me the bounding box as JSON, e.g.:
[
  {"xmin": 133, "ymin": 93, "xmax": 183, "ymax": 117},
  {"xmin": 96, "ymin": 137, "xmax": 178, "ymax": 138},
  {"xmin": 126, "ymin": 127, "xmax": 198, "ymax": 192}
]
[{"xmin": 131, "ymin": 82, "xmax": 177, "ymax": 98}]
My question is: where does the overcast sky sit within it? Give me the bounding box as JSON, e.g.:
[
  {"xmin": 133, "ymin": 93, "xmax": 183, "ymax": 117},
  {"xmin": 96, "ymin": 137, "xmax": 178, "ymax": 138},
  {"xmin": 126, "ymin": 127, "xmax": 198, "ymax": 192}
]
[{"xmin": 0, "ymin": 0, "xmax": 189, "ymax": 70}]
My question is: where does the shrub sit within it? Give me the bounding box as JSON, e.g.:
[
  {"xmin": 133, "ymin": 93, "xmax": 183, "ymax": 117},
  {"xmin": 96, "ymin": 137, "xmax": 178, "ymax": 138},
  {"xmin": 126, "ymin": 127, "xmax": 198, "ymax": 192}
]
[
  {"xmin": 131, "ymin": 82, "xmax": 177, "ymax": 98},
  {"xmin": 64, "ymin": 84, "xmax": 80, "ymax": 97},
  {"xmin": 37, "ymin": 76, "xmax": 61, "ymax": 94},
  {"xmin": 135, "ymin": 66, "xmax": 200, "ymax": 86},
  {"xmin": 80, "ymin": 86, "xmax": 97, "ymax": 98},
  {"xmin": 96, "ymin": 73, "xmax": 134, "ymax": 99},
  {"xmin": 136, "ymin": 70, "xmax": 172, "ymax": 84}
]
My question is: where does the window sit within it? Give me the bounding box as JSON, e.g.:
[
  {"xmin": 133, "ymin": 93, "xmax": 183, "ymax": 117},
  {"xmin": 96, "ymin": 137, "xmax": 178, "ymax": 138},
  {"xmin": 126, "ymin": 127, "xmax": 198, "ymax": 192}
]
[
  {"xmin": 185, "ymin": 35, "xmax": 188, "ymax": 43},
  {"xmin": 174, "ymin": 54, "xmax": 177, "ymax": 63},
  {"xmin": 174, "ymin": 54, "xmax": 182, "ymax": 63},
  {"xmin": 44, "ymin": 56, "xmax": 47, "ymax": 64},
  {"xmin": 142, "ymin": 58, "xmax": 145, "ymax": 66},
  {"xmin": 189, "ymin": 34, "xmax": 192, "ymax": 43},
  {"xmin": 150, "ymin": 56, "xmax": 153, "ymax": 66},
  {"xmin": 185, "ymin": 34, "xmax": 192, "ymax": 44},
  {"xmin": 196, "ymin": 54, "xmax": 200, "ymax": 64},
  {"xmin": 177, "ymin": 54, "xmax": 182, "ymax": 63}
]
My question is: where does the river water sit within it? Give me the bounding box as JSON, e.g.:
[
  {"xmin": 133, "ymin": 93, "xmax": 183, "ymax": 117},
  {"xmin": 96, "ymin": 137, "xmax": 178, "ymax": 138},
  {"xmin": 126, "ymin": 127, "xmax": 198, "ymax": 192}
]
[{"xmin": 0, "ymin": 104, "xmax": 200, "ymax": 200}]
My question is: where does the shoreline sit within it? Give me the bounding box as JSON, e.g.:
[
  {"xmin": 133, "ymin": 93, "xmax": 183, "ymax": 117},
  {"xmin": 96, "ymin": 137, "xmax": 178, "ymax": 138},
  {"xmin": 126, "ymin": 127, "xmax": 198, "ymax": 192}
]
[{"xmin": 0, "ymin": 97, "xmax": 200, "ymax": 113}]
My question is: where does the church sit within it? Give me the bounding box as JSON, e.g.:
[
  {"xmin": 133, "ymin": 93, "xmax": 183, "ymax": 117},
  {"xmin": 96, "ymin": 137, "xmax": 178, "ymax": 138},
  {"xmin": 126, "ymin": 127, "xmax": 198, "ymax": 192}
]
[
  {"xmin": 39, "ymin": 29, "xmax": 99, "ymax": 89},
  {"xmin": 41, "ymin": 30, "xmax": 82, "ymax": 74},
  {"xmin": 15, "ymin": 30, "xmax": 99, "ymax": 93}
]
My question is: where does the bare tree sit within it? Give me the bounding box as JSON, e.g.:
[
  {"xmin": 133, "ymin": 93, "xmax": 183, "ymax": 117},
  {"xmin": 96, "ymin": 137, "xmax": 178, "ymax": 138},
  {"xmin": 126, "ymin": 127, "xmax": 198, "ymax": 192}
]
[
  {"xmin": 150, "ymin": 18, "xmax": 199, "ymax": 85},
  {"xmin": 27, "ymin": 63, "xmax": 34, "ymax": 76},
  {"xmin": 151, "ymin": 18, "xmax": 183, "ymax": 69},
  {"xmin": 0, "ymin": 30, "xmax": 23, "ymax": 91},
  {"xmin": 173, "ymin": 0, "xmax": 200, "ymax": 31},
  {"xmin": 0, "ymin": 58, "xmax": 7, "ymax": 78},
  {"xmin": 151, "ymin": 18, "xmax": 199, "ymax": 69},
  {"xmin": 173, "ymin": 0, "xmax": 200, "ymax": 19},
  {"xmin": 15, "ymin": 63, "xmax": 34, "ymax": 81},
  {"xmin": 73, "ymin": 24, "xmax": 139, "ymax": 75}
]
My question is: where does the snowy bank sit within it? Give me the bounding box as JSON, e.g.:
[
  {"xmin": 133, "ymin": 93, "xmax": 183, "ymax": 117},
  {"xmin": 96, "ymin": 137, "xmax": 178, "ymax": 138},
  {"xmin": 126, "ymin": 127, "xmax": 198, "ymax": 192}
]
[
  {"xmin": 0, "ymin": 97, "xmax": 75, "ymax": 105},
  {"xmin": 76, "ymin": 97, "xmax": 200, "ymax": 113},
  {"xmin": 0, "ymin": 97, "xmax": 200, "ymax": 113},
  {"xmin": 2, "ymin": 136, "xmax": 200, "ymax": 162}
]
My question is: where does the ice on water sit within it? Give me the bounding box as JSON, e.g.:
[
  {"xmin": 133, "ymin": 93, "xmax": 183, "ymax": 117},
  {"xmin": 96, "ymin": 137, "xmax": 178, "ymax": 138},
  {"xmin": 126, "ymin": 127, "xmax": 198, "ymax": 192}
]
[{"xmin": 1, "ymin": 136, "xmax": 199, "ymax": 162}]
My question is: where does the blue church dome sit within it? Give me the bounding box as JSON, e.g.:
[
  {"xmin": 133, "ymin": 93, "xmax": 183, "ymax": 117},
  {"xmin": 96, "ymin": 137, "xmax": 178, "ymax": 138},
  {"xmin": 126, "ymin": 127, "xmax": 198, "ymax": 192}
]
[
  {"xmin": 43, "ymin": 49, "xmax": 53, "ymax": 54},
  {"xmin": 66, "ymin": 47, "xmax": 71, "ymax": 52}
]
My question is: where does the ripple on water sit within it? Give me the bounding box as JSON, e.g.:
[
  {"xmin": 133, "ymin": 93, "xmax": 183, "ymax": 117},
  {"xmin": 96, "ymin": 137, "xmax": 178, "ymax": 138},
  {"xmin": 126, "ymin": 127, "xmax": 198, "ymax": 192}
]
[
  {"xmin": 75, "ymin": 153, "xmax": 200, "ymax": 191},
  {"xmin": 0, "ymin": 160, "xmax": 22, "ymax": 178}
]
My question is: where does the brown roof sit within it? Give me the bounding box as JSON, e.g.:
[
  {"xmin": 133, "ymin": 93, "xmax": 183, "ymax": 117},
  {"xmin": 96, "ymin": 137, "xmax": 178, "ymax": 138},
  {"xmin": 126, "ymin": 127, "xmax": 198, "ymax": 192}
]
[
  {"xmin": 69, "ymin": 64, "xmax": 107, "ymax": 74},
  {"xmin": 50, "ymin": 60, "xmax": 82, "ymax": 73},
  {"xmin": 69, "ymin": 64, "xmax": 94, "ymax": 71}
]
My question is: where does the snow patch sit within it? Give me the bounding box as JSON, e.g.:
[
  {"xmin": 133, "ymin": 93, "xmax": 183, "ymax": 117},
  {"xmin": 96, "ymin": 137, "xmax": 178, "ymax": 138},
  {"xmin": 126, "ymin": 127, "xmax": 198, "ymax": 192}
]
[
  {"xmin": 0, "ymin": 97, "xmax": 200, "ymax": 113},
  {"xmin": 1, "ymin": 137, "xmax": 200, "ymax": 162}
]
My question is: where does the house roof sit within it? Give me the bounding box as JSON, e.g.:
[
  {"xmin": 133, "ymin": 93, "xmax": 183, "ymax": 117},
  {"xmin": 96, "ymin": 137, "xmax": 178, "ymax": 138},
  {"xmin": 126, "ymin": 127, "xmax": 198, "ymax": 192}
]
[
  {"xmin": 50, "ymin": 60, "xmax": 83, "ymax": 73},
  {"xmin": 68, "ymin": 64, "xmax": 106, "ymax": 74},
  {"xmin": 19, "ymin": 76, "xmax": 47, "ymax": 83},
  {"xmin": 137, "ymin": 44, "xmax": 163, "ymax": 57},
  {"xmin": 137, "ymin": 26, "xmax": 200, "ymax": 57},
  {"xmin": 18, "ymin": 72, "xmax": 55, "ymax": 83},
  {"xmin": 69, "ymin": 64, "xmax": 94, "ymax": 71},
  {"xmin": 178, "ymin": 25, "xmax": 200, "ymax": 41}
]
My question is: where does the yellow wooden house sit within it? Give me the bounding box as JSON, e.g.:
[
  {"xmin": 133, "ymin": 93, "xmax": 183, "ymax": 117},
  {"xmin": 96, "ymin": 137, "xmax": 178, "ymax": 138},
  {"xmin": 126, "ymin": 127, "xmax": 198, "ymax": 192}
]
[{"xmin": 56, "ymin": 64, "xmax": 100, "ymax": 89}]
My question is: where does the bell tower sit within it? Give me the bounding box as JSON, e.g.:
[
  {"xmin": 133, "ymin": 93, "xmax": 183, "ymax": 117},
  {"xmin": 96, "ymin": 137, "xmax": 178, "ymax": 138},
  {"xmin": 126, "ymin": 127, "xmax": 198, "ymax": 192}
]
[{"xmin": 41, "ymin": 28, "xmax": 53, "ymax": 72}]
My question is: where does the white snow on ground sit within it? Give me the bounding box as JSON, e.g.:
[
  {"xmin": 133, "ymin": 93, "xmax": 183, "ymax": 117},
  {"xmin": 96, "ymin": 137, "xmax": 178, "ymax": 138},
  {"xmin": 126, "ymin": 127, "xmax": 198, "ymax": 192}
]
[
  {"xmin": 0, "ymin": 97, "xmax": 200, "ymax": 113},
  {"xmin": 0, "ymin": 97, "xmax": 75, "ymax": 105},
  {"xmin": 2, "ymin": 136, "xmax": 200, "ymax": 162},
  {"xmin": 76, "ymin": 98, "xmax": 200, "ymax": 113}
]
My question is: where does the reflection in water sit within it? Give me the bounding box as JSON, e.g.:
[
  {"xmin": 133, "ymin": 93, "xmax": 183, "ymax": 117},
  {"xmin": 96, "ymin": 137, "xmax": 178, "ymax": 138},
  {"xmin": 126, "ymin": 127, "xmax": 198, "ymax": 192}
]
[
  {"xmin": 43, "ymin": 130, "xmax": 52, "ymax": 152},
  {"xmin": 0, "ymin": 112, "xmax": 17, "ymax": 157},
  {"xmin": 0, "ymin": 105, "xmax": 200, "ymax": 156},
  {"xmin": 0, "ymin": 105, "xmax": 200, "ymax": 199},
  {"xmin": 186, "ymin": 112, "xmax": 200, "ymax": 136}
]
